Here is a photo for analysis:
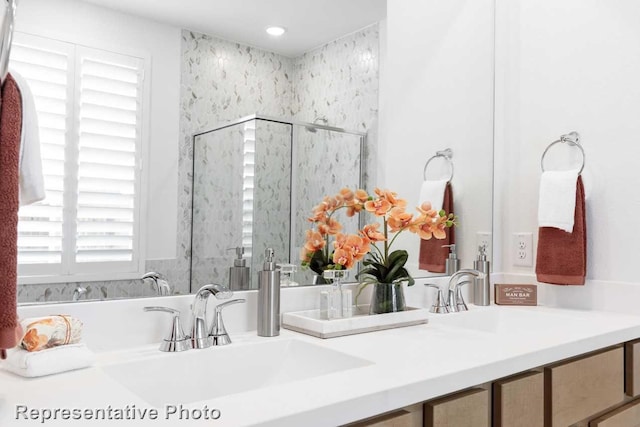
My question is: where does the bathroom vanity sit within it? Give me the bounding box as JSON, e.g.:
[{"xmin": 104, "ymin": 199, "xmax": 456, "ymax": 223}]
[{"xmin": 3, "ymin": 287, "xmax": 640, "ymax": 427}]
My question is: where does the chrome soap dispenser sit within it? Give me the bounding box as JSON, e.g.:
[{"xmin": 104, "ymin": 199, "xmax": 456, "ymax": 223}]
[
  {"xmin": 257, "ymin": 248, "xmax": 280, "ymax": 337},
  {"xmin": 443, "ymin": 244, "xmax": 460, "ymax": 276},
  {"xmin": 227, "ymin": 247, "xmax": 250, "ymax": 291},
  {"xmin": 473, "ymin": 245, "xmax": 491, "ymax": 306}
]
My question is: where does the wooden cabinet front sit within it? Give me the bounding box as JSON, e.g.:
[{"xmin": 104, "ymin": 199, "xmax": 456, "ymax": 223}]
[
  {"xmin": 589, "ymin": 398, "xmax": 640, "ymax": 427},
  {"xmin": 626, "ymin": 339, "xmax": 640, "ymax": 398},
  {"xmin": 493, "ymin": 371, "xmax": 544, "ymax": 427},
  {"xmin": 424, "ymin": 388, "xmax": 489, "ymax": 427},
  {"xmin": 544, "ymin": 346, "xmax": 625, "ymax": 427}
]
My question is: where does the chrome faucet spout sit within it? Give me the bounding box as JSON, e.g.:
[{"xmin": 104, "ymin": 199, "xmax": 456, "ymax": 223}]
[
  {"xmin": 447, "ymin": 269, "xmax": 483, "ymax": 312},
  {"xmin": 142, "ymin": 272, "xmax": 171, "ymax": 296},
  {"xmin": 191, "ymin": 284, "xmax": 233, "ymax": 349}
]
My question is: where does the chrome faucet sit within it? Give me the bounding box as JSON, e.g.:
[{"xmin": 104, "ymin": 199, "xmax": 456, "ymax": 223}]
[
  {"xmin": 72, "ymin": 286, "xmax": 87, "ymax": 301},
  {"xmin": 142, "ymin": 272, "xmax": 171, "ymax": 296},
  {"xmin": 191, "ymin": 284, "xmax": 234, "ymax": 349},
  {"xmin": 447, "ymin": 269, "xmax": 484, "ymax": 312}
]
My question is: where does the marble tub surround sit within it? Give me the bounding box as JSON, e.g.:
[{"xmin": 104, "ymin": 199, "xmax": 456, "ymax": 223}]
[{"xmin": 4, "ymin": 282, "xmax": 640, "ymax": 426}]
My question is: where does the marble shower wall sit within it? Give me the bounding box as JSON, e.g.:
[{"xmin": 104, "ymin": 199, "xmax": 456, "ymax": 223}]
[
  {"xmin": 19, "ymin": 24, "xmax": 379, "ymax": 302},
  {"xmin": 147, "ymin": 31, "xmax": 297, "ymax": 295}
]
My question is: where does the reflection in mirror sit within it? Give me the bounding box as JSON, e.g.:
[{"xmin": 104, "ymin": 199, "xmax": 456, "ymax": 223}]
[
  {"xmin": 191, "ymin": 117, "xmax": 364, "ymax": 290},
  {"xmin": 13, "ymin": 0, "xmax": 383, "ymax": 303}
]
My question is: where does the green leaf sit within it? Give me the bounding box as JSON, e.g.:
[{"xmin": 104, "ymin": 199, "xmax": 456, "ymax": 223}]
[
  {"xmin": 309, "ymin": 250, "xmax": 328, "ymax": 275},
  {"xmin": 387, "ymin": 250, "xmax": 408, "ymax": 268}
]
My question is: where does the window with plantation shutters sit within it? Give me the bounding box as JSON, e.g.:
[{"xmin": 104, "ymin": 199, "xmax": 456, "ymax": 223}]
[{"xmin": 11, "ymin": 33, "xmax": 147, "ymax": 283}]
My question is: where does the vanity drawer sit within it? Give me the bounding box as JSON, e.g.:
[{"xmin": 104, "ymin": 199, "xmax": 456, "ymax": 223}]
[
  {"xmin": 544, "ymin": 346, "xmax": 624, "ymax": 427},
  {"xmin": 347, "ymin": 404, "xmax": 422, "ymax": 427},
  {"xmin": 588, "ymin": 398, "xmax": 640, "ymax": 427},
  {"xmin": 424, "ymin": 388, "xmax": 489, "ymax": 427},
  {"xmin": 493, "ymin": 371, "xmax": 544, "ymax": 427},
  {"xmin": 626, "ymin": 339, "xmax": 640, "ymax": 397}
]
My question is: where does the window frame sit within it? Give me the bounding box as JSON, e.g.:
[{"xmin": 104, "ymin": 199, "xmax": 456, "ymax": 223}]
[{"xmin": 15, "ymin": 32, "xmax": 150, "ymax": 285}]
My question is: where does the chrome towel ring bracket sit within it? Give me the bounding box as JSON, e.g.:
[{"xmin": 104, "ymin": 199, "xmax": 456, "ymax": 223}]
[
  {"xmin": 540, "ymin": 131, "xmax": 585, "ymax": 174},
  {"xmin": 423, "ymin": 148, "xmax": 454, "ymax": 182}
]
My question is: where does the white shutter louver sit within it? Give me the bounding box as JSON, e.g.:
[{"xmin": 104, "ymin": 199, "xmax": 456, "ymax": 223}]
[
  {"xmin": 12, "ymin": 37, "xmax": 71, "ymax": 267},
  {"xmin": 76, "ymin": 48, "xmax": 143, "ymax": 264},
  {"xmin": 11, "ymin": 33, "xmax": 147, "ymax": 282}
]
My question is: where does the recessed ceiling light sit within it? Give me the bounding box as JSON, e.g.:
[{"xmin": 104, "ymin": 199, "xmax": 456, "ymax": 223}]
[{"xmin": 266, "ymin": 26, "xmax": 286, "ymax": 37}]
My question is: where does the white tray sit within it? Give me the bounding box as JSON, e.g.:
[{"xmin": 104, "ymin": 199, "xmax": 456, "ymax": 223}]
[{"xmin": 282, "ymin": 306, "xmax": 430, "ymax": 339}]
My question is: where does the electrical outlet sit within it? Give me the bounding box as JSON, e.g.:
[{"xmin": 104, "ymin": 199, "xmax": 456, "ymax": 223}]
[
  {"xmin": 476, "ymin": 232, "xmax": 492, "ymax": 260},
  {"xmin": 513, "ymin": 232, "xmax": 533, "ymax": 267}
]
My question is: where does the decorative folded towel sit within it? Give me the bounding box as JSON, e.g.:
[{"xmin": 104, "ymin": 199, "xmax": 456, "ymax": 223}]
[
  {"xmin": 538, "ymin": 169, "xmax": 580, "ymax": 232},
  {"xmin": 419, "ymin": 182, "xmax": 455, "ymax": 273},
  {"xmin": 419, "ymin": 179, "xmax": 448, "ymax": 211},
  {"xmin": 0, "ymin": 74, "xmax": 23, "ymax": 356},
  {"xmin": 20, "ymin": 315, "xmax": 83, "ymax": 352},
  {"xmin": 12, "ymin": 70, "xmax": 45, "ymax": 206},
  {"xmin": 1, "ymin": 343, "xmax": 95, "ymax": 378},
  {"xmin": 536, "ymin": 176, "xmax": 587, "ymax": 285}
]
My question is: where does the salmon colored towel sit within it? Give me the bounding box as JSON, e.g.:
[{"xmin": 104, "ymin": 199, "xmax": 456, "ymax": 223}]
[
  {"xmin": 536, "ymin": 176, "xmax": 586, "ymax": 285},
  {"xmin": 419, "ymin": 183, "xmax": 455, "ymax": 273},
  {"xmin": 0, "ymin": 74, "xmax": 23, "ymax": 356}
]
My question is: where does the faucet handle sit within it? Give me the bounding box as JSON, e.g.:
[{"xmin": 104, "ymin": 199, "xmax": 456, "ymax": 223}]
[
  {"xmin": 144, "ymin": 306, "xmax": 191, "ymax": 352},
  {"xmin": 424, "ymin": 284, "xmax": 450, "ymax": 314},
  {"xmin": 210, "ymin": 299, "xmax": 246, "ymax": 346},
  {"xmin": 449, "ymin": 280, "xmax": 472, "ymax": 311}
]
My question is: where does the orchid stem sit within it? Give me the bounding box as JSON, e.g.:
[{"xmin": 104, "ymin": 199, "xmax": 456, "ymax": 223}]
[{"xmin": 383, "ymin": 218, "xmax": 389, "ymax": 265}]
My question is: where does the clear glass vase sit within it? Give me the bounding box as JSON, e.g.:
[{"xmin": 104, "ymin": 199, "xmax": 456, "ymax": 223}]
[
  {"xmin": 369, "ymin": 282, "xmax": 406, "ymax": 314},
  {"xmin": 321, "ymin": 270, "xmax": 351, "ymax": 319}
]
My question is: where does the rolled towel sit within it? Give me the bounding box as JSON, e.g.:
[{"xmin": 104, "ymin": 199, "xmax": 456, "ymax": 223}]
[
  {"xmin": 538, "ymin": 169, "xmax": 580, "ymax": 232},
  {"xmin": 1, "ymin": 343, "xmax": 95, "ymax": 378},
  {"xmin": 20, "ymin": 315, "xmax": 83, "ymax": 352}
]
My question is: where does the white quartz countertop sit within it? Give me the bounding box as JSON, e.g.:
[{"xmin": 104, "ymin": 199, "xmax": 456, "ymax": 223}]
[{"xmin": 2, "ymin": 304, "xmax": 640, "ymax": 427}]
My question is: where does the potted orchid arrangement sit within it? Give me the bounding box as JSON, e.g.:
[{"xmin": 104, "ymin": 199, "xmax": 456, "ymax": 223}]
[{"xmin": 301, "ymin": 187, "xmax": 456, "ymax": 314}]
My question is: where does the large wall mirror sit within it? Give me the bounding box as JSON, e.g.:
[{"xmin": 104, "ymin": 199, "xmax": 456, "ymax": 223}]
[
  {"xmin": 13, "ymin": 0, "xmax": 495, "ymax": 304},
  {"xmin": 191, "ymin": 116, "xmax": 365, "ymax": 290}
]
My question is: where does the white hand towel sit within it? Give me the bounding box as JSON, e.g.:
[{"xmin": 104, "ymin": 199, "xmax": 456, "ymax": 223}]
[
  {"xmin": 0, "ymin": 343, "xmax": 95, "ymax": 378},
  {"xmin": 419, "ymin": 179, "xmax": 448, "ymax": 211},
  {"xmin": 11, "ymin": 70, "xmax": 45, "ymax": 206},
  {"xmin": 538, "ymin": 169, "xmax": 580, "ymax": 233}
]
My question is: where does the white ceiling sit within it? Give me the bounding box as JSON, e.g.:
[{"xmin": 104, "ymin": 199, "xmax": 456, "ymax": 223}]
[{"xmin": 81, "ymin": 0, "xmax": 387, "ymax": 57}]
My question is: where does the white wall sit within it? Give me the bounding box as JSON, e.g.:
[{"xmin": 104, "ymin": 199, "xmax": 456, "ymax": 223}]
[
  {"xmin": 15, "ymin": 0, "xmax": 181, "ymax": 261},
  {"xmin": 494, "ymin": 0, "xmax": 640, "ymax": 284},
  {"xmin": 382, "ymin": 0, "xmax": 495, "ymax": 273}
]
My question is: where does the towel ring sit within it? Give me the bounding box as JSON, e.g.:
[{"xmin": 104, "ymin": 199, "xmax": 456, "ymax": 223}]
[
  {"xmin": 540, "ymin": 131, "xmax": 585, "ymax": 175},
  {"xmin": 423, "ymin": 148, "xmax": 454, "ymax": 182}
]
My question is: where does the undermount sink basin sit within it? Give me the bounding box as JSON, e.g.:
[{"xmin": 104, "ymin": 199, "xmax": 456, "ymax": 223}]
[
  {"xmin": 103, "ymin": 339, "xmax": 372, "ymax": 407},
  {"xmin": 428, "ymin": 307, "xmax": 582, "ymax": 334}
]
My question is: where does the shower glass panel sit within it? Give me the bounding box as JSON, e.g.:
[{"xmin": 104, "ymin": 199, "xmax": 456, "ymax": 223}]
[
  {"xmin": 191, "ymin": 116, "xmax": 365, "ymax": 291},
  {"xmin": 291, "ymin": 125, "xmax": 364, "ymax": 286}
]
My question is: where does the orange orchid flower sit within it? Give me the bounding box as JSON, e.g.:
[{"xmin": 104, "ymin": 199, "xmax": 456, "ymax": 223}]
[
  {"xmin": 387, "ymin": 207, "xmax": 414, "ymax": 232},
  {"xmin": 304, "ymin": 230, "xmax": 326, "ymax": 252},
  {"xmin": 364, "ymin": 198, "xmax": 391, "ymax": 216},
  {"xmin": 361, "ymin": 223, "xmax": 386, "ymax": 242}
]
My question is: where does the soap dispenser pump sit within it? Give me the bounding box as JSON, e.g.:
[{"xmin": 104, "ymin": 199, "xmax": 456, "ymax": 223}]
[
  {"xmin": 473, "ymin": 245, "xmax": 491, "ymax": 306},
  {"xmin": 227, "ymin": 247, "xmax": 250, "ymax": 291},
  {"xmin": 257, "ymin": 248, "xmax": 280, "ymax": 337},
  {"xmin": 443, "ymin": 244, "xmax": 460, "ymax": 276}
]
